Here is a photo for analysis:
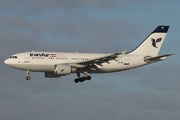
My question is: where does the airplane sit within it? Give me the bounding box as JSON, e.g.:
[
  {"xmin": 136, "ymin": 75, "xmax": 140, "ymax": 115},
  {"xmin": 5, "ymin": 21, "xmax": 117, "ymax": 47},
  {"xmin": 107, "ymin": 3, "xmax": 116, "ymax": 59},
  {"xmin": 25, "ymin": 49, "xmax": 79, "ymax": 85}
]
[{"xmin": 4, "ymin": 26, "xmax": 173, "ymax": 83}]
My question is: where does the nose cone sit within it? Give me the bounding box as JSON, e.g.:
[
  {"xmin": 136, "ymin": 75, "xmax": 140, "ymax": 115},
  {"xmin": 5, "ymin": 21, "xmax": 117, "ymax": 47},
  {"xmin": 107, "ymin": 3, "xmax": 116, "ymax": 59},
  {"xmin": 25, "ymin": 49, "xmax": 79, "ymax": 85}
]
[
  {"xmin": 4, "ymin": 58, "xmax": 13, "ymax": 66},
  {"xmin": 4, "ymin": 58, "xmax": 21, "ymax": 69},
  {"xmin": 4, "ymin": 59, "xmax": 9, "ymax": 65}
]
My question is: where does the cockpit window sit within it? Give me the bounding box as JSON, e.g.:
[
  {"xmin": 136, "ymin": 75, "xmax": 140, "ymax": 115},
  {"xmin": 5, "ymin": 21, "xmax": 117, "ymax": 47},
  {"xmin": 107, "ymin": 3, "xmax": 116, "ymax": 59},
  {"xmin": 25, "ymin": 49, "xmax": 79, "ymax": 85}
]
[{"xmin": 10, "ymin": 56, "xmax": 17, "ymax": 58}]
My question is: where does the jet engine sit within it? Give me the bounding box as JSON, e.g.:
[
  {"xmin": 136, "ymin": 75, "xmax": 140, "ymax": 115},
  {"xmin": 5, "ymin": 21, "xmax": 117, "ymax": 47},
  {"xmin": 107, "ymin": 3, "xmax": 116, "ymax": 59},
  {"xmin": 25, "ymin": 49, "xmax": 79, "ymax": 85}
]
[
  {"xmin": 45, "ymin": 64, "xmax": 77, "ymax": 78},
  {"xmin": 54, "ymin": 64, "xmax": 71, "ymax": 75}
]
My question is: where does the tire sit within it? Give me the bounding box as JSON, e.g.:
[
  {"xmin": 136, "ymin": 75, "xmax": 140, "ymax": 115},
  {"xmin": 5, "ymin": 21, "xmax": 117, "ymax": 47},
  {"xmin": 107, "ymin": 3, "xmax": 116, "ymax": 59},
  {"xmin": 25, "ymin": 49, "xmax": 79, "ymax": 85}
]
[
  {"xmin": 86, "ymin": 76, "xmax": 91, "ymax": 80},
  {"xmin": 26, "ymin": 76, "xmax": 31, "ymax": 80},
  {"xmin": 74, "ymin": 78, "xmax": 79, "ymax": 83}
]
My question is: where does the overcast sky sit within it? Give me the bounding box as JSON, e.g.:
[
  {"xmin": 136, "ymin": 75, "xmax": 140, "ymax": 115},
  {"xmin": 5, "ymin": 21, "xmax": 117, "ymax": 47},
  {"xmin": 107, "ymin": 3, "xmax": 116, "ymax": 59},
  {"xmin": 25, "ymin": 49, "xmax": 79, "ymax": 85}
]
[{"xmin": 0, "ymin": 0, "xmax": 180, "ymax": 120}]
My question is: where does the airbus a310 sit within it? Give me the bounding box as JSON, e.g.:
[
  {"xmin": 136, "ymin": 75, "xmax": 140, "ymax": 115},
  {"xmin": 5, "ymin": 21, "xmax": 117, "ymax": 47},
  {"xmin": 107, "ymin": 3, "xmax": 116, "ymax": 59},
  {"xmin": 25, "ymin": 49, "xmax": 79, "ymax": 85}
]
[{"xmin": 4, "ymin": 26, "xmax": 172, "ymax": 83}]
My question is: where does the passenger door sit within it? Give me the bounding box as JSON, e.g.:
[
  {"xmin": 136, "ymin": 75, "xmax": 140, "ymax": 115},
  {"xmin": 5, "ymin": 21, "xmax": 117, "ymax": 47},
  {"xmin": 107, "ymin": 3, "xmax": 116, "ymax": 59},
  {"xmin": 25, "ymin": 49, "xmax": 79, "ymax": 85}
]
[{"xmin": 24, "ymin": 54, "xmax": 31, "ymax": 64}]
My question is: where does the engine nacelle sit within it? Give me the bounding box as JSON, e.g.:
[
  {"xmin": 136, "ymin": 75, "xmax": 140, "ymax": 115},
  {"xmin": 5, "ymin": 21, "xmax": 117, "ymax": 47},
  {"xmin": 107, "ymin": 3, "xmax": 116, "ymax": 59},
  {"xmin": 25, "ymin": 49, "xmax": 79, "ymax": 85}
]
[{"xmin": 54, "ymin": 64, "xmax": 71, "ymax": 75}]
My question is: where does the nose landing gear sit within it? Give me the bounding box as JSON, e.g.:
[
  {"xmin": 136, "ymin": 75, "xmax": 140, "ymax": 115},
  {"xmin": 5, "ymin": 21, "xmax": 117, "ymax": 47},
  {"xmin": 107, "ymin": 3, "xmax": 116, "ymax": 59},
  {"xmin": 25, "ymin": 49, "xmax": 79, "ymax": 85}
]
[
  {"xmin": 25, "ymin": 71, "xmax": 31, "ymax": 80},
  {"xmin": 26, "ymin": 76, "xmax": 31, "ymax": 80}
]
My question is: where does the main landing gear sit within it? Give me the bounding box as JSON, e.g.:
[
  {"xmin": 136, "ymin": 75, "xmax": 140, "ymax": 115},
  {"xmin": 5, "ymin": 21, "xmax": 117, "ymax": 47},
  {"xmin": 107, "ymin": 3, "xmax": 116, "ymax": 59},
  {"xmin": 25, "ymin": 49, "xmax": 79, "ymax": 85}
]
[
  {"xmin": 25, "ymin": 70, "xmax": 31, "ymax": 80},
  {"xmin": 74, "ymin": 72, "xmax": 91, "ymax": 83}
]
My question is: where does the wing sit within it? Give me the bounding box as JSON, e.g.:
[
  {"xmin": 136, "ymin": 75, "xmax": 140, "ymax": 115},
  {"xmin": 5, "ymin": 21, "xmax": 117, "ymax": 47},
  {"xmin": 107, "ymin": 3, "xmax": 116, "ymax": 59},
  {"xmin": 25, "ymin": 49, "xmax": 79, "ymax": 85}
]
[{"xmin": 72, "ymin": 51, "xmax": 126, "ymax": 67}]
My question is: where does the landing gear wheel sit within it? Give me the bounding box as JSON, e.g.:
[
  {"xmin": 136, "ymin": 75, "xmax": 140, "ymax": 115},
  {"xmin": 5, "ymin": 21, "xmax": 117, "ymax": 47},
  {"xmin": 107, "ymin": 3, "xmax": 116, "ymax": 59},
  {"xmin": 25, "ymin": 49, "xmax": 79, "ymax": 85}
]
[
  {"xmin": 74, "ymin": 78, "xmax": 79, "ymax": 83},
  {"xmin": 26, "ymin": 76, "xmax": 31, "ymax": 80},
  {"xmin": 79, "ymin": 78, "xmax": 84, "ymax": 82},
  {"xmin": 25, "ymin": 71, "xmax": 30, "ymax": 80},
  {"xmin": 81, "ymin": 77, "xmax": 87, "ymax": 82},
  {"xmin": 74, "ymin": 73, "xmax": 92, "ymax": 83},
  {"xmin": 86, "ymin": 76, "xmax": 91, "ymax": 80}
]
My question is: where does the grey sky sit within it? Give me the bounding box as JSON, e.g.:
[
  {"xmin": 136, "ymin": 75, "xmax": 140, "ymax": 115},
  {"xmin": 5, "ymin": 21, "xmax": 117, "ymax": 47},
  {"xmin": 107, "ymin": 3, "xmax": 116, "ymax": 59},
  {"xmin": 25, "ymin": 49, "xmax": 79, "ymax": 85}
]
[{"xmin": 0, "ymin": 0, "xmax": 180, "ymax": 120}]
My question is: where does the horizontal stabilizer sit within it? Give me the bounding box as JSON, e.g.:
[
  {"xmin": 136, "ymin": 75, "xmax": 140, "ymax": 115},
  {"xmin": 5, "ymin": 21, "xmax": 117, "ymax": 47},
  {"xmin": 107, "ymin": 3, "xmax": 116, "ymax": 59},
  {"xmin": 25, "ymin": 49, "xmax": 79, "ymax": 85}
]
[{"xmin": 144, "ymin": 54, "xmax": 173, "ymax": 63}]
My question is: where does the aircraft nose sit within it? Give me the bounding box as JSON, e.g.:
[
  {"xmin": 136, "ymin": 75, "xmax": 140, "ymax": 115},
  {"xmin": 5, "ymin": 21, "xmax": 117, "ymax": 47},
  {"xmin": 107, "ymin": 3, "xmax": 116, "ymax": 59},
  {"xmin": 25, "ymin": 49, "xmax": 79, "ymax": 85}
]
[
  {"xmin": 4, "ymin": 59, "xmax": 11, "ymax": 65},
  {"xmin": 4, "ymin": 59, "xmax": 9, "ymax": 65}
]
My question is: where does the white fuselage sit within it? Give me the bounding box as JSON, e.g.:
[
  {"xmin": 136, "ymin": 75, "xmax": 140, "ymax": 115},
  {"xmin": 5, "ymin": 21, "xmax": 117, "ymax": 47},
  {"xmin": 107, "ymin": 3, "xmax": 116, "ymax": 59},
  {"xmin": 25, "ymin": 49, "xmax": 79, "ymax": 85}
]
[
  {"xmin": 3, "ymin": 26, "xmax": 170, "ymax": 82},
  {"xmin": 4, "ymin": 52, "xmax": 147, "ymax": 73}
]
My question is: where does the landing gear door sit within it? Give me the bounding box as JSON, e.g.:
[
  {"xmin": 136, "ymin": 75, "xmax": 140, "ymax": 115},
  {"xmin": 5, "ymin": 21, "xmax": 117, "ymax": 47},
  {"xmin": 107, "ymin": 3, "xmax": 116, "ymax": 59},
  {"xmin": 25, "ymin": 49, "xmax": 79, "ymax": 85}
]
[
  {"xmin": 124, "ymin": 55, "xmax": 130, "ymax": 65},
  {"xmin": 18, "ymin": 54, "xmax": 24, "ymax": 64}
]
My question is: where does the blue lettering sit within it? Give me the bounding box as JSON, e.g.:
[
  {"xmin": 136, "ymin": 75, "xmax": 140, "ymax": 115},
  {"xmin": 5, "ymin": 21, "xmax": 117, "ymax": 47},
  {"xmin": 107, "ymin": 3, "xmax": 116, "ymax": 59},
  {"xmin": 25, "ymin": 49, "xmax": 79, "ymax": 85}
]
[{"xmin": 30, "ymin": 53, "xmax": 49, "ymax": 57}]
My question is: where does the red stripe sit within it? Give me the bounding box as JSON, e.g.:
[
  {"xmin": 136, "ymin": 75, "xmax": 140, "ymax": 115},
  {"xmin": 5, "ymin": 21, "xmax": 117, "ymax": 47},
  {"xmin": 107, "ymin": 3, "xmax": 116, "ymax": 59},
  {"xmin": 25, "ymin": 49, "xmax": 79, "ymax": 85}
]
[{"xmin": 50, "ymin": 56, "xmax": 56, "ymax": 57}]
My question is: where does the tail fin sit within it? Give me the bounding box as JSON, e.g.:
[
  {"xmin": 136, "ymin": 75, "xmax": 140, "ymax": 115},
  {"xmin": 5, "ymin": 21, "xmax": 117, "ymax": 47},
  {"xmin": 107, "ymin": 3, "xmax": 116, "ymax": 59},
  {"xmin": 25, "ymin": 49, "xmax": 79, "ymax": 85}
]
[{"xmin": 128, "ymin": 26, "xmax": 169, "ymax": 56}]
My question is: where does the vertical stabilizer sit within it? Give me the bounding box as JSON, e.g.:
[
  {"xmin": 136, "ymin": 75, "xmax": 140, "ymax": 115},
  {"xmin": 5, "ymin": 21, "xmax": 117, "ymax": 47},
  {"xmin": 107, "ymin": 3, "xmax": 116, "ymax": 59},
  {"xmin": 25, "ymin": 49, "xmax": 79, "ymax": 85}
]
[{"xmin": 129, "ymin": 26, "xmax": 169, "ymax": 56}]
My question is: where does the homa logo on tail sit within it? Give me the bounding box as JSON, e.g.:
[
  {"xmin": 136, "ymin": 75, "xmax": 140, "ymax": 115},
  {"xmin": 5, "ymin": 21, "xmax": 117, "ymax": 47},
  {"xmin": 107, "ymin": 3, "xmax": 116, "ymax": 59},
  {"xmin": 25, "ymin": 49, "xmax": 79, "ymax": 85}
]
[
  {"xmin": 151, "ymin": 38, "xmax": 162, "ymax": 48},
  {"xmin": 61, "ymin": 69, "xmax": 65, "ymax": 72}
]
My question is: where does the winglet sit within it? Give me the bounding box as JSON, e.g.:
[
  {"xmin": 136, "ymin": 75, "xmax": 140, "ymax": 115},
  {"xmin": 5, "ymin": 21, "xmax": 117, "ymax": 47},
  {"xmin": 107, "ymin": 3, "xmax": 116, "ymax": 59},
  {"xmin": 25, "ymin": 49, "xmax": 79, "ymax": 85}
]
[
  {"xmin": 115, "ymin": 50, "xmax": 126, "ymax": 56},
  {"xmin": 121, "ymin": 50, "xmax": 126, "ymax": 55}
]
